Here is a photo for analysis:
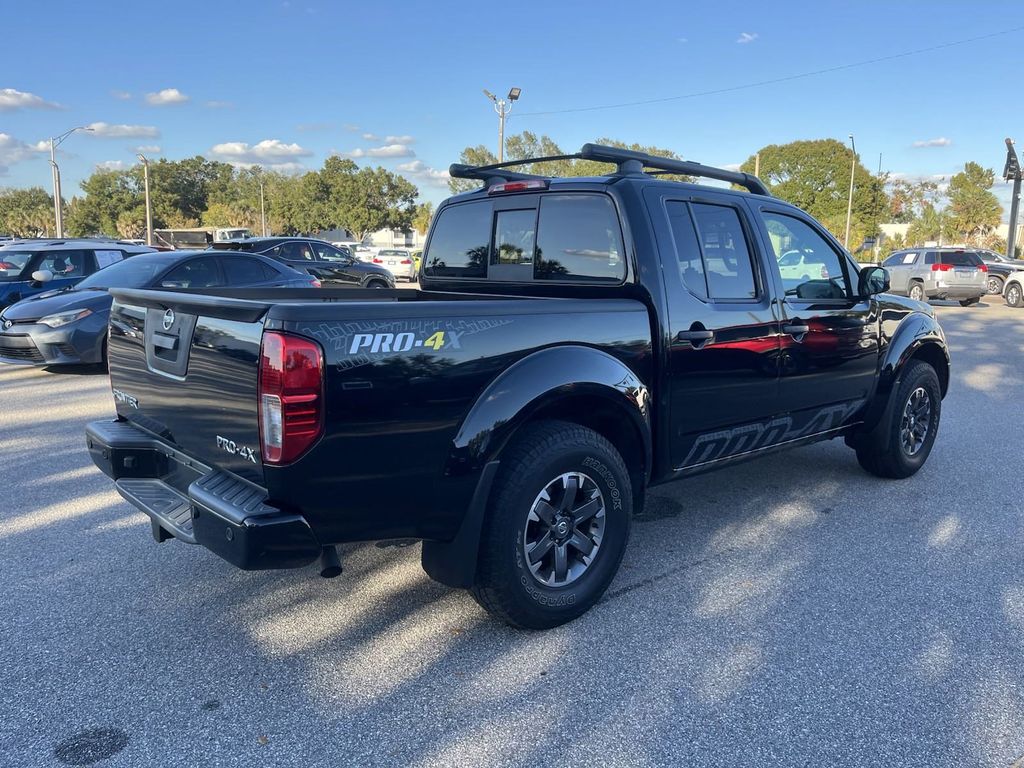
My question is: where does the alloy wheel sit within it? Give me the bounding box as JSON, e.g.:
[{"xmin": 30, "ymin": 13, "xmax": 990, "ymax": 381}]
[
  {"xmin": 900, "ymin": 387, "xmax": 932, "ymax": 456},
  {"xmin": 987, "ymin": 276, "xmax": 1003, "ymax": 295},
  {"xmin": 522, "ymin": 472, "xmax": 606, "ymax": 587}
]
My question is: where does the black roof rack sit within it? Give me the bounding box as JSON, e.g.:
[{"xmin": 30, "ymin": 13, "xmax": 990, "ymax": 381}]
[{"xmin": 448, "ymin": 143, "xmax": 771, "ymax": 196}]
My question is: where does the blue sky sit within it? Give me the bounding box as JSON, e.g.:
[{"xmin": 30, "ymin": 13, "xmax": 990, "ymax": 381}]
[{"xmin": 2, "ymin": 0, "xmax": 1022, "ymax": 216}]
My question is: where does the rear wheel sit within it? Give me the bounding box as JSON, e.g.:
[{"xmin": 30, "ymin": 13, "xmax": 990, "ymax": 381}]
[
  {"xmin": 471, "ymin": 420, "xmax": 632, "ymax": 629},
  {"xmin": 908, "ymin": 282, "xmax": 925, "ymax": 302},
  {"xmin": 986, "ymin": 275, "xmax": 1004, "ymax": 295},
  {"xmin": 1007, "ymin": 283, "xmax": 1023, "ymax": 308},
  {"xmin": 366, "ymin": 279, "xmax": 388, "ymax": 289},
  {"xmin": 854, "ymin": 360, "xmax": 941, "ymax": 479}
]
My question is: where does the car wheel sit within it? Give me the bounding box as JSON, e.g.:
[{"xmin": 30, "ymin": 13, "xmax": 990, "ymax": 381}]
[
  {"xmin": 470, "ymin": 420, "xmax": 632, "ymax": 629},
  {"xmin": 958, "ymin": 298, "xmax": 980, "ymax": 307},
  {"xmin": 908, "ymin": 282, "xmax": 925, "ymax": 302},
  {"xmin": 1007, "ymin": 283, "xmax": 1024, "ymax": 308},
  {"xmin": 986, "ymin": 275, "xmax": 1004, "ymax": 295},
  {"xmin": 854, "ymin": 360, "xmax": 941, "ymax": 479},
  {"xmin": 366, "ymin": 280, "xmax": 387, "ymax": 289}
]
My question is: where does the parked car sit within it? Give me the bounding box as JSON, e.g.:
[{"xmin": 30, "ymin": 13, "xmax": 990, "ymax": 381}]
[
  {"xmin": 880, "ymin": 248, "xmax": 987, "ymax": 305},
  {"xmin": 86, "ymin": 143, "xmax": 949, "ymax": 630},
  {"xmin": 0, "ymin": 249, "xmax": 317, "ymax": 366},
  {"xmin": 211, "ymin": 237, "xmax": 394, "ymax": 288},
  {"xmin": 411, "ymin": 250, "xmax": 423, "ymax": 271},
  {"xmin": 776, "ymin": 249, "xmax": 833, "ymax": 283},
  {"xmin": 373, "ymin": 249, "xmax": 417, "ymax": 281},
  {"xmin": 0, "ymin": 239, "xmax": 153, "ymax": 308},
  {"xmin": 1004, "ymin": 271, "xmax": 1024, "ymax": 307},
  {"xmin": 972, "ymin": 249, "xmax": 1024, "ymax": 295}
]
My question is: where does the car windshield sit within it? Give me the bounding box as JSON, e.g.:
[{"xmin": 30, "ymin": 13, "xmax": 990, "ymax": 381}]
[
  {"xmin": 379, "ymin": 250, "xmax": 407, "ymax": 257},
  {"xmin": 940, "ymin": 251, "xmax": 982, "ymax": 266},
  {"xmin": 0, "ymin": 251, "xmax": 34, "ymax": 280},
  {"xmin": 75, "ymin": 253, "xmax": 175, "ymax": 289}
]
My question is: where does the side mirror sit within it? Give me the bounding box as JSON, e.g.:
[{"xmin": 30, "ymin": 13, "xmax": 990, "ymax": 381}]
[
  {"xmin": 31, "ymin": 269, "xmax": 53, "ymax": 284},
  {"xmin": 858, "ymin": 265, "xmax": 889, "ymax": 297}
]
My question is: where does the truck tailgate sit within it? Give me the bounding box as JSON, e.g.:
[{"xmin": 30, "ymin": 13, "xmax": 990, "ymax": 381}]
[{"xmin": 106, "ymin": 289, "xmax": 269, "ymax": 485}]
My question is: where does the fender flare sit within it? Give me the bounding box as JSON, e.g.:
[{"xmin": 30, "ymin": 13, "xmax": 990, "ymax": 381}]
[
  {"xmin": 856, "ymin": 311, "xmax": 949, "ymax": 436},
  {"xmin": 448, "ymin": 344, "xmax": 651, "ymax": 474}
]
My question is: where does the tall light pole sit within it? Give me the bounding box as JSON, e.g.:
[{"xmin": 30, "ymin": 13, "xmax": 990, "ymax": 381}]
[
  {"xmin": 259, "ymin": 178, "xmax": 268, "ymax": 236},
  {"xmin": 844, "ymin": 133, "xmax": 857, "ymax": 249},
  {"xmin": 1004, "ymin": 138, "xmax": 1021, "ymax": 259},
  {"xmin": 49, "ymin": 126, "xmax": 93, "ymax": 237},
  {"xmin": 136, "ymin": 154, "xmax": 153, "ymax": 246},
  {"xmin": 483, "ymin": 87, "xmax": 521, "ymax": 162}
]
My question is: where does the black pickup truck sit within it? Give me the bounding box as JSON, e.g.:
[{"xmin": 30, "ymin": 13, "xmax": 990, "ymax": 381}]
[{"xmin": 86, "ymin": 144, "xmax": 950, "ymax": 629}]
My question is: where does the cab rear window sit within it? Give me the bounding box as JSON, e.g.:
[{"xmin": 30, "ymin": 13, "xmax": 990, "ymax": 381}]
[{"xmin": 424, "ymin": 193, "xmax": 625, "ymax": 283}]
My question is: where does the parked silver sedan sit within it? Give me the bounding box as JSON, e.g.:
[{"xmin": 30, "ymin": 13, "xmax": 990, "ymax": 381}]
[
  {"xmin": 373, "ymin": 249, "xmax": 417, "ymax": 282},
  {"xmin": 880, "ymin": 248, "xmax": 987, "ymax": 306}
]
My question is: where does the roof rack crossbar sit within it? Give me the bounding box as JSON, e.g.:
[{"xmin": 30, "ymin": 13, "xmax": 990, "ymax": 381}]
[
  {"xmin": 579, "ymin": 144, "xmax": 770, "ymax": 196},
  {"xmin": 449, "ymin": 144, "xmax": 771, "ymax": 196}
]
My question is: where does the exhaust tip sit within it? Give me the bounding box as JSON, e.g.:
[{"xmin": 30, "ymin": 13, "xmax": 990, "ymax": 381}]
[{"xmin": 319, "ymin": 546, "xmax": 342, "ymax": 579}]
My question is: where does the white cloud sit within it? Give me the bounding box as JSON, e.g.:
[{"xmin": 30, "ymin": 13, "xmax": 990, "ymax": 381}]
[
  {"xmin": 736, "ymin": 32, "xmax": 758, "ymax": 44},
  {"xmin": 210, "ymin": 139, "xmax": 312, "ymax": 169},
  {"xmin": 96, "ymin": 160, "xmax": 126, "ymax": 171},
  {"xmin": 110, "ymin": 90, "xmax": 132, "ymax": 101},
  {"xmin": 134, "ymin": 145, "xmax": 162, "ymax": 154},
  {"xmin": 362, "ymin": 132, "xmax": 381, "ymax": 141},
  {"xmin": 86, "ymin": 122, "xmax": 161, "ymax": 138},
  {"xmin": 912, "ymin": 137, "xmax": 952, "ymax": 148},
  {"xmin": 0, "ymin": 133, "xmax": 48, "ymax": 175},
  {"xmin": 396, "ymin": 160, "xmax": 450, "ymax": 188},
  {"xmin": 205, "ymin": 100, "xmax": 233, "ymax": 109},
  {"xmin": 384, "ymin": 134, "xmax": 415, "ymax": 145},
  {"xmin": 0, "ymin": 88, "xmax": 61, "ymax": 111},
  {"xmin": 144, "ymin": 88, "xmax": 189, "ymax": 105},
  {"xmin": 343, "ymin": 123, "xmax": 360, "ymax": 132},
  {"xmin": 340, "ymin": 144, "xmax": 415, "ymax": 159}
]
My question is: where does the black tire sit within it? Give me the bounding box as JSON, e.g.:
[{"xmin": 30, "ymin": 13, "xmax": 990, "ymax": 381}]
[
  {"xmin": 986, "ymin": 275, "xmax": 1004, "ymax": 295},
  {"xmin": 1007, "ymin": 282, "xmax": 1024, "ymax": 308},
  {"xmin": 908, "ymin": 282, "xmax": 925, "ymax": 302},
  {"xmin": 366, "ymin": 279, "xmax": 387, "ymax": 289},
  {"xmin": 958, "ymin": 297, "xmax": 980, "ymax": 307},
  {"xmin": 471, "ymin": 420, "xmax": 632, "ymax": 629},
  {"xmin": 855, "ymin": 360, "xmax": 941, "ymax": 479}
]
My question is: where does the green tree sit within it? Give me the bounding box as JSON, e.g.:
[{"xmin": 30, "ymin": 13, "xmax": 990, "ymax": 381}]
[
  {"xmin": 740, "ymin": 139, "xmax": 888, "ymax": 245},
  {"xmin": 906, "ymin": 205, "xmax": 948, "ymax": 245},
  {"xmin": 0, "ymin": 187, "xmax": 55, "ymax": 237},
  {"xmin": 332, "ymin": 166, "xmax": 417, "ymax": 240},
  {"xmin": 945, "ymin": 162, "xmax": 1001, "ymax": 244},
  {"xmin": 887, "ymin": 178, "xmax": 942, "ymax": 223},
  {"xmin": 413, "ymin": 201, "xmax": 434, "ymax": 235}
]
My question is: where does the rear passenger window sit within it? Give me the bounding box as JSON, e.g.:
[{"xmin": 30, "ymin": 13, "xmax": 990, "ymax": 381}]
[
  {"xmin": 691, "ymin": 204, "xmax": 757, "ymax": 299},
  {"xmin": 534, "ymin": 195, "xmax": 624, "ymax": 282},
  {"xmin": 666, "ymin": 202, "xmax": 708, "ymax": 299},
  {"xmin": 423, "ymin": 203, "xmax": 489, "ymax": 278},
  {"xmin": 223, "ymin": 257, "xmax": 273, "ymax": 284}
]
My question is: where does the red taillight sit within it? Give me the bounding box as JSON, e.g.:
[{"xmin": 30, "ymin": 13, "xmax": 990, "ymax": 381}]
[
  {"xmin": 400, "ymin": 259, "xmax": 412, "ymax": 264},
  {"xmin": 258, "ymin": 332, "xmax": 324, "ymax": 464},
  {"xmin": 487, "ymin": 179, "xmax": 549, "ymax": 194},
  {"xmin": 978, "ymin": 264, "xmax": 988, "ymax": 272},
  {"xmin": 931, "ymin": 263, "xmax": 954, "ymax": 272},
  {"xmin": 372, "ymin": 257, "xmax": 383, "ymax": 263},
  {"xmin": 311, "ymin": 278, "xmax": 322, "ymax": 287}
]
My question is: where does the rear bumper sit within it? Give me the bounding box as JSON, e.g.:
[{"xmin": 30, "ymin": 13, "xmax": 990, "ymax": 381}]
[
  {"xmin": 924, "ymin": 285, "xmax": 985, "ymax": 300},
  {"xmin": 86, "ymin": 419, "xmax": 322, "ymax": 570}
]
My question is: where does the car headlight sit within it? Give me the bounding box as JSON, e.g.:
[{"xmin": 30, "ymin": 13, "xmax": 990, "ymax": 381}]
[{"xmin": 38, "ymin": 308, "xmax": 93, "ymax": 328}]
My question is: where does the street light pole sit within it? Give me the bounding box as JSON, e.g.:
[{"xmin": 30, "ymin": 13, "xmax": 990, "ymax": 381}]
[
  {"xmin": 259, "ymin": 179, "xmax": 268, "ymax": 236},
  {"xmin": 483, "ymin": 87, "xmax": 521, "ymax": 162},
  {"xmin": 137, "ymin": 154, "xmax": 153, "ymax": 246},
  {"xmin": 49, "ymin": 126, "xmax": 93, "ymax": 238},
  {"xmin": 1004, "ymin": 138, "xmax": 1022, "ymax": 259},
  {"xmin": 844, "ymin": 133, "xmax": 857, "ymax": 249}
]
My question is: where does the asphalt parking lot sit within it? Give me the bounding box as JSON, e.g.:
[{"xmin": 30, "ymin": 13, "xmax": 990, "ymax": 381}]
[{"xmin": 2, "ymin": 300, "xmax": 1023, "ymax": 768}]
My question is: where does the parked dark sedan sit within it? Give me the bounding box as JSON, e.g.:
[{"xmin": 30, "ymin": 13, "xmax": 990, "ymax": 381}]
[
  {"xmin": 0, "ymin": 249, "xmax": 317, "ymax": 366},
  {"xmin": 976, "ymin": 249, "xmax": 1024, "ymax": 295},
  {"xmin": 211, "ymin": 237, "xmax": 395, "ymax": 288}
]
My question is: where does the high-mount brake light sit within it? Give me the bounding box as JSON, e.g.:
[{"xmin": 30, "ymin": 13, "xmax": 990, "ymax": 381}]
[
  {"xmin": 258, "ymin": 332, "xmax": 324, "ymax": 464},
  {"xmin": 487, "ymin": 180, "xmax": 549, "ymax": 194}
]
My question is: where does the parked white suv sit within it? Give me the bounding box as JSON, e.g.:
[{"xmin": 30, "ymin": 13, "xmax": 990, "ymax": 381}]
[{"xmin": 1004, "ymin": 271, "xmax": 1024, "ymax": 307}]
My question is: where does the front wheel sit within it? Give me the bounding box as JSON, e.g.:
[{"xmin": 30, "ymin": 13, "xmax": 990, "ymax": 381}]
[
  {"xmin": 471, "ymin": 420, "xmax": 632, "ymax": 629},
  {"xmin": 854, "ymin": 360, "xmax": 941, "ymax": 479},
  {"xmin": 1007, "ymin": 283, "xmax": 1024, "ymax": 308}
]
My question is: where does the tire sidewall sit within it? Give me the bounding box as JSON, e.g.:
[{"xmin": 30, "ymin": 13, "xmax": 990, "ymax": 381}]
[
  {"xmin": 495, "ymin": 442, "xmax": 631, "ymax": 625},
  {"xmin": 909, "ymin": 283, "xmax": 924, "ymax": 302},
  {"xmin": 1008, "ymin": 284, "xmax": 1023, "ymax": 307},
  {"xmin": 987, "ymin": 276, "xmax": 1004, "ymax": 295}
]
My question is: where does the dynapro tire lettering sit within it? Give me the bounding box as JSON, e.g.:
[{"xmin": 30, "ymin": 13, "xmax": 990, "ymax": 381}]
[
  {"xmin": 682, "ymin": 401, "xmax": 862, "ymax": 467},
  {"xmin": 297, "ymin": 317, "xmax": 514, "ymax": 370}
]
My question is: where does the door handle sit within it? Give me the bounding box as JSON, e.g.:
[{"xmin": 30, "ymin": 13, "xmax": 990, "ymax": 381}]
[
  {"xmin": 676, "ymin": 329, "xmax": 714, "ymax": 347},
  {"xmin": 783, "ymin": 322, "xmax": 810, "ymax": 338}
]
